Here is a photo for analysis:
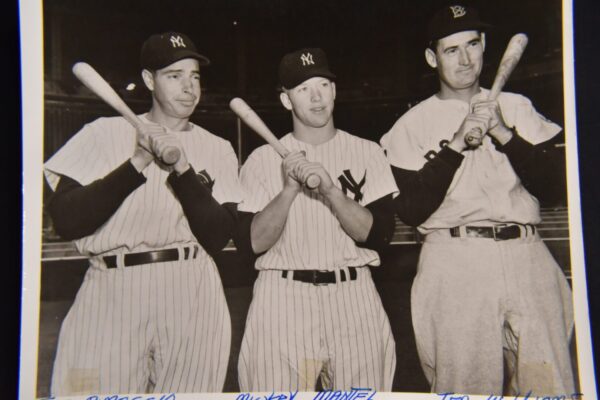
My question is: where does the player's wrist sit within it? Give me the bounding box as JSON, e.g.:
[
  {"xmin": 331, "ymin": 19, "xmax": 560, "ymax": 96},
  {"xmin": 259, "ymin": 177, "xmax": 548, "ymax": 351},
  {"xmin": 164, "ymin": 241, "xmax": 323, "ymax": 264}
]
[
  {"xmin": 447, "ymin": 138, "xmax": 467, "ymax": 153},
  {"xmin": 488, "ymin": 125, "xmax": 513, "ymax": 145},
  {"xmin": 130, "ymin": 149, "xmax": 153, "ymax": 172}
]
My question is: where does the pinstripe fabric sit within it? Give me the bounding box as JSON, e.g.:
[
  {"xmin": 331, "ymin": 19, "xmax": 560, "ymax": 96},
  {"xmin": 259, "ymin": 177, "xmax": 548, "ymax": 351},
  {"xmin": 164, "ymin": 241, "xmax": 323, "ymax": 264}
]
[
  {"xmin": 44, "ymin": 115, "xmax": 243, "ymax": 256},
  {"xmin": 238, "ymin": 269, "xmax": 395, "ymax": 391},
  {"xmin": 239, "ymin": 130, "xmax": 399, "ymax": 270},
  {"xmin": 50, "ymin": 255, "xmax": 230, "ymax": 395},
  {"xmin": 237, "ymin": 130, "xmax": 397, "ymax": 391},
  {"xmin": 44, "ymin": 115, "xmax": 240, "ymax": 395}
]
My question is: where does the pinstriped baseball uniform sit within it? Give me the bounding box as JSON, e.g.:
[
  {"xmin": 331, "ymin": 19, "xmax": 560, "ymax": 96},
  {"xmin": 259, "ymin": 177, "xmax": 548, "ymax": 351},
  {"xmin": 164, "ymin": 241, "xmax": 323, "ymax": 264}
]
[
  {"xmin": 238, "ymin": 130, "xmax": 397, "ymax": 391},
  {"xmin": 381, "ymin": 90, "xmax": 575, "ymax": 395},
  {"xmin": 44, "ymin": 114, "xmax": 242, "ymax": 395}
]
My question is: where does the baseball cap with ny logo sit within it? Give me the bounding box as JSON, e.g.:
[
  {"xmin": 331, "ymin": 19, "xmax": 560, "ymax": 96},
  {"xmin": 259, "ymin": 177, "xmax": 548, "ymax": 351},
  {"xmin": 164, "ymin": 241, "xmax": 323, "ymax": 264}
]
[{"xmin": 140, "ymin": 31, "xmax": 211, "ymax": 70}]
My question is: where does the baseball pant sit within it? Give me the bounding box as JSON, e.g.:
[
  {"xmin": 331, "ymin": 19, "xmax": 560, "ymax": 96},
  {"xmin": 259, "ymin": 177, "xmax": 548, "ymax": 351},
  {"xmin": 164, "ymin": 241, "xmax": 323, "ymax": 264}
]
[
  {"xmin": 238, "ymin": 267, "xmax": 396, "ymax": 392},
  {"xmin": 51, "ymin": 245, "xmax": 231, "ymax": 396},
  {"xmin": 411, "ymin": 229, "xmax": 575, "ymax": 396}
]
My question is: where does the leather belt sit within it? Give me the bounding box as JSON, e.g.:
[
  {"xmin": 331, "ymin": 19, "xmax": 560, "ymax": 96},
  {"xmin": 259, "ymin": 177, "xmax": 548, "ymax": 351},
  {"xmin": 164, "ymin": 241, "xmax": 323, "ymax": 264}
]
[
  {"xmin": 449, "ymin": 224, "xmax": 535, "ymax": 241},
  {"xmin": 103, "ymin": 245, "xmax": 199, "ymax": 269},
  {"xmin": 281, "ymin": 267, "xmax": 358, "ymax": 285}
]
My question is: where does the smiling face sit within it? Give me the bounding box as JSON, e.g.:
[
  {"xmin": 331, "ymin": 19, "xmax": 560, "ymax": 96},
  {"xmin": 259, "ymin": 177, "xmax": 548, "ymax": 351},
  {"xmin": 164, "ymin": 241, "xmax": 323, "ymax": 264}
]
[
  {"xmin": 142, "ymin": 58, "xmax": 201, "ymax": 125},
  {"xmin": 280, "ymin": 76, "xmax": 336, "ymax": 129},
  {"xmin": 426, "ymin": 30, "xmax": 485, "ymax": 94}
]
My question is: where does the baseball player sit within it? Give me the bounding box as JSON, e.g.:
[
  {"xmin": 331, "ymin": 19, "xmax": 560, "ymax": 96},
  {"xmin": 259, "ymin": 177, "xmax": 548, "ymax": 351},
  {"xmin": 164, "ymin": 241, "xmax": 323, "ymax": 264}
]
[
  {"xmin": 380, "ymin": 5, "xmax": 574, "ymax": 396},
  {"xmin": 235, "ymin": 48, "xmax": 398, "ymax": 392},
  {"xmin": 44, "ymin": 32, "xmax": 242, "ymax": 395}
]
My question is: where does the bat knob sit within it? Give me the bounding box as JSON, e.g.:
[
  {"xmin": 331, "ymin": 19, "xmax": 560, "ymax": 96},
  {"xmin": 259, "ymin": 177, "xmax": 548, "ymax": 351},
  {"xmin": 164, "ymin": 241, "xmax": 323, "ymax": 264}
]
[
  {"xmin": 305, "ymin": 174, "xmax": 321, "ymax": 190},
  {"xmin": 161, "ymin": 146, "xmax": 181, "ymax": 165}
]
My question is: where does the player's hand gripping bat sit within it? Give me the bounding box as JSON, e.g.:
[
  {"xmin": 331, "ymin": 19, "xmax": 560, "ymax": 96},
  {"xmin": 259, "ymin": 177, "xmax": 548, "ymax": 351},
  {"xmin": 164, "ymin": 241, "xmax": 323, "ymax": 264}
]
[
  {"xmin": 72, "ymin": 62, "xmax": 180, "ymax": 165},
  {"xmin": 230, "ymin": 97, "xmax": 321, "ymax": 189},
  {"xmin": 465, "ymin": 33, "xmax": 529, "ymax": 147}
]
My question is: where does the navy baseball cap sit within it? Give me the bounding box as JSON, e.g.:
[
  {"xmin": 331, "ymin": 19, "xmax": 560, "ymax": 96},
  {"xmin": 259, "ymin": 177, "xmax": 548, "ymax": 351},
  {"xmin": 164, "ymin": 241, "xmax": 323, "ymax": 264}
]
[
  {"xmin": 278, "ymin": 48, "xmax": 336, "ymax": 89},
  {"xmin": 427, "ymin": 5, "xmax": 492, "ymax": 42},
  {"xmin": 140, "ymin": 32, "xmax": 210, "ymax": 70}
]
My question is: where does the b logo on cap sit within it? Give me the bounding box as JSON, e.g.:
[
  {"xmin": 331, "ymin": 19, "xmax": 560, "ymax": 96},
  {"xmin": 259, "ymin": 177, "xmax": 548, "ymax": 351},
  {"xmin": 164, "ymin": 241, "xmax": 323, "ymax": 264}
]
[
  {"xmin": 170, "ymin": 35, "xmax": 186, "ymax": 48},
  {"xmin": 449, "ymin": 5, "xmax": 466, "ymax": 18},
  {"xmin": 300, "ymin": 53, "xmax": 315, "ymax": 66}
]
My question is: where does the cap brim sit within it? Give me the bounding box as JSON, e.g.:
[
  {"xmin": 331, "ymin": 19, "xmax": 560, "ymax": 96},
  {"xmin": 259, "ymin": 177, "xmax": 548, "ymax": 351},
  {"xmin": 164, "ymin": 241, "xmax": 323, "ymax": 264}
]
[
  {"xmin": 430, "ymin": 21, "xmax": 492, "ymax": 42},
  {"xmin": 171, "ymin": 49, "xmax": 211, "ymax": 67},
  {"xmin": 282, "ymin": 70, "xmax": 337, "ymax": 89}
]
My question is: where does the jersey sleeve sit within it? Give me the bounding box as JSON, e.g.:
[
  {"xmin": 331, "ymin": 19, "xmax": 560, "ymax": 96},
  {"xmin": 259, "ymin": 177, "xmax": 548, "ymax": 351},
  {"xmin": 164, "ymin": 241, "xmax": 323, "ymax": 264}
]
[
  {"xmin": 211, "ymin": 141, "xmax": 243, "ymax": 205},
  {"xmin": 502, "ymin": 94, "xmax": 562, "ymax": 145},
  {"xmin": 379, "ymin": 115, "xmax": 427, "ymax": 171},
  {"xmin": 44, "ymin": 120, "xmax": 112, "ymax": 191},
  {"xmin": 238, "ymin": 151, "xmax": 273, "ymax": 213},
  {"xmin": 362, "ymin": 144, "xmax": 399, "ymax": 205}
]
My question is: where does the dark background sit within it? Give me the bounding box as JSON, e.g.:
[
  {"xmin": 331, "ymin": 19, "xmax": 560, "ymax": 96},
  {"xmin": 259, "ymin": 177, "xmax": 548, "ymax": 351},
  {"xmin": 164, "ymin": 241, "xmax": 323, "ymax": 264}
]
[{"xmin": 4, "ymin": 0, "xmax": 600, "ymax": 398}]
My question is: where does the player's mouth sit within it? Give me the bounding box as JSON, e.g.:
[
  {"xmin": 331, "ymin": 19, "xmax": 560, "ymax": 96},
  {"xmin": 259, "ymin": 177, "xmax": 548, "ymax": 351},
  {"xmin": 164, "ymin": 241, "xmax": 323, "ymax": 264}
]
[
  {"xmin": 177, "ymin": 99, "xmax": 196, "ymax": 107},
  {"xmin": 310, "ymin": 106, "xmax": 326, "ymax": 113}
]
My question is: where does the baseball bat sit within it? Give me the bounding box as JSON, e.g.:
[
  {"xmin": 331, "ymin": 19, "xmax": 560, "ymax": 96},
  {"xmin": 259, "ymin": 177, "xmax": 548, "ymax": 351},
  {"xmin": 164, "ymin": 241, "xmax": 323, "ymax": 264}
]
[
  {"xmin": 72, "ymin": 62, "xmax": 180, "ymax": 165},
  {"xmin": 466, "ymin": 33, "xmax": 529, "ymax": 147},
  {"xmin": 230, "ymin": 97, "xmax": 321, "ymax": 189}
]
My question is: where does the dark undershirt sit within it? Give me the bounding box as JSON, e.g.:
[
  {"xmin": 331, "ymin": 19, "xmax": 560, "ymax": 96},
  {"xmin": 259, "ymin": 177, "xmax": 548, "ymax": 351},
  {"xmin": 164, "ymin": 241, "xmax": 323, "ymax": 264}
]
[
  {"xmin": 391, "ymin": 130, "xmax": 562, "ymax": 227},
  {"xmin": 46, "ymin": 160, "xmax": 236, "ymax": 256}
]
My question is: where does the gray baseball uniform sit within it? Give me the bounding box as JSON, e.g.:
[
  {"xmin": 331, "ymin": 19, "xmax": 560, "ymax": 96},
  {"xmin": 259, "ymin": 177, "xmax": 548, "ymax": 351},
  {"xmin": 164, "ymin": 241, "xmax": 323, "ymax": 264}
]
[{"xmin": 381, "ymin": 89, "xmax": 575, "ymax": 396}]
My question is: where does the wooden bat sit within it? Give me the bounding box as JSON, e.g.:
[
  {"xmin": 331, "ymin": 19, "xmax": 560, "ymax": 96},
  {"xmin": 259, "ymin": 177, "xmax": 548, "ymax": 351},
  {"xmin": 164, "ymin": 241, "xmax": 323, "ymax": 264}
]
[
  {"xmin": 466, "ymin": 33, "xmax": 529, "ymax": 147},
  {"xmin": 72, "ymin": 62, "xmax": 180, "ymax": 164},
  {"xmin": 229, "ymin": 97, "xmax": 321, "ymax": 189}
]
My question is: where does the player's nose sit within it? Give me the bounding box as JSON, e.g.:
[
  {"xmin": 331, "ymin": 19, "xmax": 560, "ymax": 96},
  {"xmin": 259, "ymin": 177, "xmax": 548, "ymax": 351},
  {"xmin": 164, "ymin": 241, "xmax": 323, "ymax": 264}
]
[
  {"xmin": 458, "ymin": 47, "xmax": 470, "ymax": 65},
  {"xmin": 310, "ymin": 87, "xmax": 322, "ymax": 101}
]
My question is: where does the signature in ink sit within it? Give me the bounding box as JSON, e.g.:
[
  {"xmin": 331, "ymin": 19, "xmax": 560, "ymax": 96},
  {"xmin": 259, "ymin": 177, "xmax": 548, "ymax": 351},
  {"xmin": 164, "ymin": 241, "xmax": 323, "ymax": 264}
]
[
  {"xmin": 438, "ymin": 392, "xmax": 584, "ymax": 400},
  {"xmin": 236, "ymin": 391, "xmax": 298, "ymax": 400},
  {"xmin": 313, "ymin": 387, "xmax": 377, "ymax": 400},
  {"xmin": 85, "ymin": 394, "xmax": 176, "ymax": 400}
]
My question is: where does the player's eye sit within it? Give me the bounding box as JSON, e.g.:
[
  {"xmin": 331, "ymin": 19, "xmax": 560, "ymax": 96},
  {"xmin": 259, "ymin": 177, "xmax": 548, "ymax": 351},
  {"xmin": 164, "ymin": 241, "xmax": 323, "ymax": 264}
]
[{"xmin": 445, "ymin": 48, "xmax": 457, "ymax": 55}]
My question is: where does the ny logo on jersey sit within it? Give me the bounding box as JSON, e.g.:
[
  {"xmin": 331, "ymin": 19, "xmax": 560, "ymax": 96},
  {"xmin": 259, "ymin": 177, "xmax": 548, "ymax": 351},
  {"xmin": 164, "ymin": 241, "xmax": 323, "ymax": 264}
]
[
  {"xmin": 300, "ymin": 53, "xmax": 314, "ymax": 66},
  {"xmin": 424, "ymin": 139, "xmax": 450, "ymax": 161},
  {"xmin": 449, "ymin": 5, "xmax": 466, "ymax": 18},
  {"xmin": 170, "ymin": 35, "xmax": 186, "ymax": 48},
  {"xmin": 196, "ymin": 169, "xmax": 215, "ymax": 191},
  {"xmin": 338, "ymin": 170, "xmax": 366, "ymax": 202}
]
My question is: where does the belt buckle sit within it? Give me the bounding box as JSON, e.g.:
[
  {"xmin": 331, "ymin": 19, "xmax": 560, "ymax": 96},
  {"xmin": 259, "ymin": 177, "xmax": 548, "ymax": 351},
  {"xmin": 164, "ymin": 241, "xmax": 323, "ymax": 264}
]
[
  {"xmin": 493, "ymin": 224, "xmax": 507, "ymax": 241},
  {"xmin": 312, "ymin": 270, "xmax": 328, "ymax": 286}
]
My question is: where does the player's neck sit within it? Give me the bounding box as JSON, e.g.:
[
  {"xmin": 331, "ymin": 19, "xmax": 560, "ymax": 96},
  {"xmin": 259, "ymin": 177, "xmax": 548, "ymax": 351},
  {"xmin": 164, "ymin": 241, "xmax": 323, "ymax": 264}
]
[
  {"xmin": 437, "ymin": 82, "xmax": 481, "ymax": 103},
  {"xmin": 146, "ymin": 108, "xmax": 191, "ymax": 131},
  {"xmin": 292, "ymin": 119, "xmax": 337, "ymax": 145}
]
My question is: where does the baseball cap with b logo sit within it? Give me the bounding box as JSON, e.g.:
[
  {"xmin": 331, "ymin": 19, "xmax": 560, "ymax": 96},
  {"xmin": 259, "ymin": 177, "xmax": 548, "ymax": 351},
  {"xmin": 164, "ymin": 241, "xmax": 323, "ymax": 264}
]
[
  {"xmin": 427, "ymin": 5, "xmax": 491, "ymax": 42},
  {"xmin": 140, "ymin": 31, "xmax": 210, "ymax": 70},
  {"xmin": 278, "ymin": 48, "xmax": 336, "ymax": 89}
]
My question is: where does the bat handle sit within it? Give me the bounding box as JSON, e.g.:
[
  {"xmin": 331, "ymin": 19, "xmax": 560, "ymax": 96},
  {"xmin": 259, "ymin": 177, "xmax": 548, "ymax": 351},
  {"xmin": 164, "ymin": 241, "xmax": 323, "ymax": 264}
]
[
  {"xmin": 130, "ymin": 117, "xmax": 181, "ymax": 165},
  {"xmin": 159, "ymin": 147, "xmax": 181, "ymax": 165}
]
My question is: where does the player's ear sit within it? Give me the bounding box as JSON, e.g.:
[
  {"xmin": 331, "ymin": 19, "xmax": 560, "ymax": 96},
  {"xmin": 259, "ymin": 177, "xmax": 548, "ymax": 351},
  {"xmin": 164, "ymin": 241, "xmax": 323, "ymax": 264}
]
[
  {"xmin": 425, "ymin": 48, "xmax": 438, "ymax": 69},
  {"xmin": 280, "ymin": 91, "xmax": 293, "ymax": 111},
  {"xmin": 331, "ymin": 81, "xmax": 336, "ymax": 100},
  {"xmin": 481, "ymin": 32, "xmax": 486, "ymax": 52},
  {"xmin": 141, "ymin": 69, "xmax": 155, "ymax": 91}
]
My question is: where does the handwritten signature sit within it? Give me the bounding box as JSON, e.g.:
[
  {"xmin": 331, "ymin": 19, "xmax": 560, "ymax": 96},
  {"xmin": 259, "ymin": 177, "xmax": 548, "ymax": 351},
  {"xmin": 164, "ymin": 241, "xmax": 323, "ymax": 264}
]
[
  {"xmin": 236, "ymin": 392, "xmax": 298, "ymax": 400},
  {"xmin": 313, "ymin": 388, "xmax": 377, "ymax": 400},
  {"xmin": 85, "ymin": 394, "xmax": 176, "ymax": 400},
  {"xmin": 438, "ymin": 392, "xmax": 584, "ymax": 400}
]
